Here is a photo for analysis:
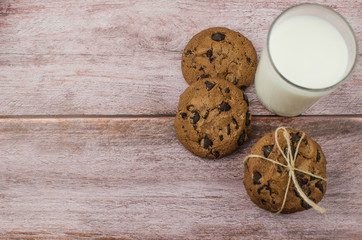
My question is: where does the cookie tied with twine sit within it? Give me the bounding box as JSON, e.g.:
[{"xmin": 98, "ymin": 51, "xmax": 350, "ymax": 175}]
[{"xmin": 243, "ymin": 127, "xmax": 327, "ymax": 214}]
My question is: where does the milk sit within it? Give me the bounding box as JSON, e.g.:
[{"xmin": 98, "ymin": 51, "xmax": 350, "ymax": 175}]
[{"xmin": 255, "ymin": 14, "xmax": 350, "ymax": 116}]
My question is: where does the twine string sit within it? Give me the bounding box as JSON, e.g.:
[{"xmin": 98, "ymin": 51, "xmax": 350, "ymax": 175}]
[{"xmin": 244, "ymin": 127, "xmax": 327, "ymax": 214}]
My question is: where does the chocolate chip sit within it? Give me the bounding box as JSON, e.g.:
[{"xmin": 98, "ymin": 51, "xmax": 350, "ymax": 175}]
[
  {"xmin": 232, "ymin": 78, "xmax": 238, "ymax": 85},
  {"xmin": 206, "ymin": 49, "xmax": 213, "ymax": 57},
  {"xmin": 190, "ymin": 111, "xmax": 200, "ymax": 124},
  {"xmin": 219, "ymin": 101, "xmax": 231, "ymax": 111},
  {"xmin": 315, "ymin": 180, "xmax": 324, "ymax": 193},
  {"xmin": 284, "ymin": 146, "xmax": 296, "ymax": 158},
  {"xmin": 203, "ymin": 110, "xmax": 209, "ymax": 119},
  {"xmin": 277, "ymin": 166, "xmax": 282, "ymax": 173},
  {"xmin": 211, "ymin": 32, "xmax": 225, "ymax": 41},
  {"xmin": 298, "ymin": 177, "xmax": 309, "ymax": 186},
  {"xmin": 200, "ymin": 74, "xmax": 210, "ymax": 79},
  {"xmin": 294, "ymin": 189, "xmax": 312, "ymax": 210},
  {"xmin": 202, "ymin": 136, "xmax": 213, "ymax": 149},
  {"xmin": 243, "ymin": 93, "xmax": 249, "ymax": 106},
  {"xmin": 257, "ymin": 185, "xmax": 271, "ymax": 195},
  {"xmin": 211, "ymin": 151, "xmax": 220, "ymax": 158},
  {"xmin": 310, "ymin": 176, "xmax": 316, "ymax": 181},
  {"xmin": 246, "ymin": 57, "xmax": 251, "ymax": 63},
  {"xmin": 294, "ymin": 189, "xmax": 301, "ymax": 198},
  {"xmin": 261, "ymin": 199, "xmax": 266, "ymax": 205},
  {"xmin": 291, "ymin": 145, "xmax": 296, "ymax": 157},
  {"xmin": 199, "ymin": 66, "xmax": 204, "ymax": 71},
  {"xmin": 232, "ymin": 117, "xmax": 239, "ymax": 129},
  {"xmin": 227, "ymin": 125, "xmax": 231, "ymax": 135},
  {"xmin": 316, "ymin": 150, "xmax": 321, "ymax": 162},
  {"xmin": 180, "ymin": 112, "xmax": 187, "ymax": 119},
  {"xmin": 245, "ymin": 111, "xmax": 251, "ymax": 126},
  {"xmin": 262, "ymin": 145, "xmax": 274, "ymax": 158},
  {"xmin": 219, "ymin": 135, "xmax": 223, "ymax": 141},
  {"xmin": 185, "ymin": 50, "xmax": 192, "ymax": 56},
  {"xmin": 225, "ymin": 88, "xmax": 230, "ymax": 93},
  {"xmin": 253, "ymin": 171, "xmax": 262, "ymax": 185},
  {"xmin": 238, "ymin": 131, "xmax": 245, "ymax": 146},
  {"xmin": 239, "ymin": 86, "xmax": 247, "ymax": 90},
  {"xmin": 205, "ymin": 81, "xmax": 215, "ymax": 91},
  {"xmin": 209, "ymin": 57, "xmax": 216, "ymax": 63},
  {"xmin": 290, "ymin": 132, "xmax": 301, "ymax": 144},
  {"xmin": 301, "ymin": 200, "xmax": 312, "ymax": 209}
]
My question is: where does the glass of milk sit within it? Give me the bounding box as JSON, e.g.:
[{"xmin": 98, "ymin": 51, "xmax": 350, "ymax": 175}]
[{"xmin": 254, "ymin": 3, "xmax": 358, "ymax": 116}]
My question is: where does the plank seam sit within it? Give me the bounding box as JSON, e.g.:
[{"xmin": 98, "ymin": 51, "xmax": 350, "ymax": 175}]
[{"xmin": 0, "ymin": 114, "xmax": 361, "ymax": 119}]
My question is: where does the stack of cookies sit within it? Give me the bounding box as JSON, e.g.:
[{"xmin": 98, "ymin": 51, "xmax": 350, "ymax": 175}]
[
  {"xmin": 243, "ymin": 128, "xmax": 327, "ymax": 213},
  {"xmin": 174, "ymin": 27, "xmax": 257, "ymax": 159}
]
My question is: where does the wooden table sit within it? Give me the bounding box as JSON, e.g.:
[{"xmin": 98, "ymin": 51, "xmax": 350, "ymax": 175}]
[{"xmin": 0, "ymin": 0, "xmax": 361, "ymax": 239}]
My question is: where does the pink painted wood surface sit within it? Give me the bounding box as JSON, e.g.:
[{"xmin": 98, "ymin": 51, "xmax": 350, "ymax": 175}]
[
  {"xmin": 0, "ymin": 117, "xmax": 361, "ymax": 239},
  {"xmin": 0, "ymin": 0, "xmax": 361, "ymax": 239},
  {"xmin": 0, "ymin": 0, "xmax": 361, "ymax": 116}
]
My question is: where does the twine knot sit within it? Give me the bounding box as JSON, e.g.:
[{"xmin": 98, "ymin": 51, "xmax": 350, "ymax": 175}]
[{"xmin": 244, "ymin": 127, "xmax": 327, "ymax": 214}]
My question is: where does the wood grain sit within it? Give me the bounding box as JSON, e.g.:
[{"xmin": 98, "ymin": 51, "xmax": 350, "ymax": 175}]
[
  {"xmin": 0, "ymin": 117, "xmax": 361, "ymax": 239},
  {"xmin": 0, "ymin": 1, "xmax": 361, "ymax": 239},
  {"xmin": 0, "ymin": 0, "xmax": 361, "ymax": 116}
]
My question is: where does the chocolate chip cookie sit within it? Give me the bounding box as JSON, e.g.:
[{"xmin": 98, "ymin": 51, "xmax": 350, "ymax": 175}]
[
  {"xmin": 174, "ymin": 78, "xmax": 251, "ymax": 159},
  {"xmin": 243, "ymin": 128, "xmax": 327, "ymax": 213},
  {"xmin": 181, "ymin": 27, "xmax": 257, "ymax": 89}
]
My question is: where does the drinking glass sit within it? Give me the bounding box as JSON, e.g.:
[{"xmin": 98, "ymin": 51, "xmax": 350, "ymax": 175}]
[{"xmin": 254, "ymin": 3, "xmax": 358, "ymax": 116}]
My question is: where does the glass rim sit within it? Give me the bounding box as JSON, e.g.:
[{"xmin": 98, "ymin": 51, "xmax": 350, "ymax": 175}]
[{"xmin": 266, "ymin": 3, "xmax": 358, "ymax": 92}]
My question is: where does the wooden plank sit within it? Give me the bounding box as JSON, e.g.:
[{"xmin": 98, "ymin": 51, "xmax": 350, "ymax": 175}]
[
  {"xmin": 0, "ymin": 0, "xmax": 361, "ymax": 115},
  {"xmin": 0, "ymin": 117, "xmax": 360, "ymax": 239}
]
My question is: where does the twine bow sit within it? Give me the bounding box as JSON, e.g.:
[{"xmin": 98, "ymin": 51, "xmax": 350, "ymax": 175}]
[{"xmin": 244, "ymin": 127, "xmax": 328, "ymax": 214}]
